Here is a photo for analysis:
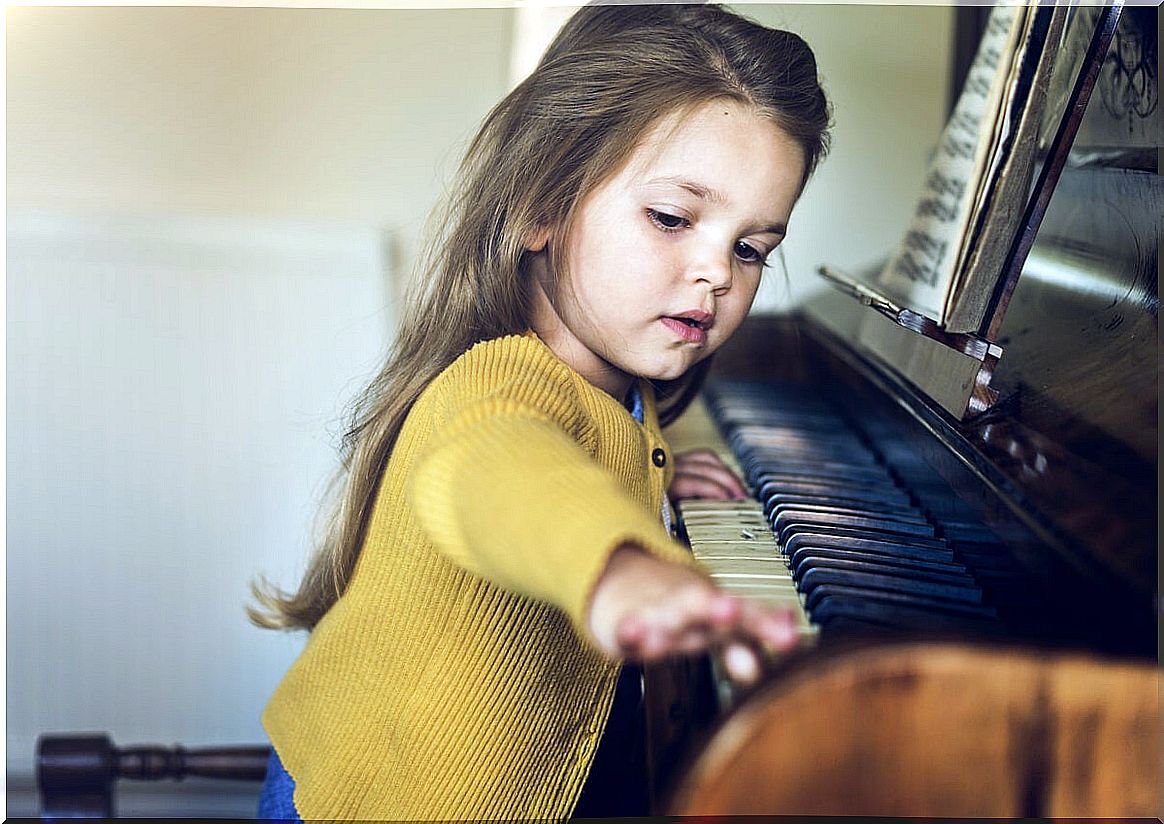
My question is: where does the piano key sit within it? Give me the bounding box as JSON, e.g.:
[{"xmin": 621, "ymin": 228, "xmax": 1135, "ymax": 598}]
[
  {"xmin": 707, "ymin": 578, "xmax": 801, "ymax": 599},
  {"xmin": 783, "ymin": 532, "xmax": 954, "ymax": 559},
  {"xmin": 774, "ymin": 513, "xmax": 937, "ymax": 544},
  {"xmin": 678, "ymin": 500, "xmax": 764, "ymax": 512},
  {"xmin": 805, "ymin": 585, "xmax": 999, "ymax": 623},
  {"xmin": 798, "ymin": 568, "xmax": 984, "ymax": 605},
  {"xmin": 813, "ymin": 582, "xmax": 992, "ymax": 618},
  {"xmin": 684, "ymin": 520, "xmax": 762, "ymax": 533},
  {"xmin": 763, "ymin": 493, "xmax": 918, "ymax": 516},
  {"xmin": 787, "ymin": 547, "xmax": 967, "ymax": 578},
  {"xmin": 744, "ymin": 452, "xmax": 891, "ymax": 470},
  {"xmin": 745, "ymin": 463, "xmax": 891, "ymax": 486},
  {"xmin": 673, "ymin": 381, "xmax": 1027, "ymax": 654},
  {"xmin": 692, "ymin": 545, "xmax": 785, "ymax": 560},
  {"xmin": 709, "ymin": 574, "xmax": 799, "ymax": 589},
  {"xmin": 697, "ymin": 557, "xmax": 788, "ymax": 571},
  {"xmin": 756, "ymin": 478, "xmax": 909, "ymax": 504},
  {"xmin": 791, "ymin": 556, "xmax": 978, "ymax": 587},
  {"xmin": 808, "ymin": 594, "xmax": 1002, "ymax": 633},
  {"xmin": 685, "ymin": 522, "xmax": 775, "ymax": 536},
  {"xmin": 685, "ymin": 526, "xmax": 775, "ymax": 540},
  {"xmin": 767, "ymin": 502, "xmax": 931, "ymax": 526}
]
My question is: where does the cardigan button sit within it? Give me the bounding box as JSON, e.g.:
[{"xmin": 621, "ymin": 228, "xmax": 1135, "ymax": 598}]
[{"xmin": 651, "ymin": 448, "xmax": 667, "ymax": 468}]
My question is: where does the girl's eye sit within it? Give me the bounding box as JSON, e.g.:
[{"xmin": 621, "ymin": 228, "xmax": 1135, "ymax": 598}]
[
  {"xmin": 734, "ymin": 241, "xmax": 767, "ymax": 265},
  {"xmin": 647, "ymin": 208, "xmax": 689, "ymax": 231}
]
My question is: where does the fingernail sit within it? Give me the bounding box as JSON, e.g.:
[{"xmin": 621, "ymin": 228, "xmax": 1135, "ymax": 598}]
[{"xmin": 724, "ymin": 644, "xmax": 758, "ymax": 684}]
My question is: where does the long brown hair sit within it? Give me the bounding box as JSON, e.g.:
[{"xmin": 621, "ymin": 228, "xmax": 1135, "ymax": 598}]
[{"xmin": 250, "ymin": 2, "xmax": 831, "ymax": 630}]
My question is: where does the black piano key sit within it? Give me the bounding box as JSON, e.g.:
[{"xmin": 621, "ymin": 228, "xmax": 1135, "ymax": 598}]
[
  {"xmin": 799, "ymin": 568, "xmax": 984, "ymax": 605},
  {"xmin": 750, "ymin": 465, "xmax": 896, "ymax": 483},
  {"xmin": 745, "ymin": 453, "xmax": 885, "ymax": 469},
  {"xmin": 740, "ymin": 448, "xmax": 885, "ymax": 467},
  {"xmin": 747, "ymin": 462, "xmax": 888, "ymax": 483},
  {"xmin": 786, "ymin": 541, "xmax": 958, "ymax": 571},
  {"xmin": 783, "ymin": 529, "xmax": 952, "ymax": 555},
  {"xmin": 805, "ymin": 584, "xmax": 999, "ymax": 621},
  {"xmin": 774, "ymin": 513, "xmax": 937, "ymax": 544},
  {"xmin": 734, "ymin": 438, "xmax": 876, "ymax": 456},
  {"xmin": 794, "ymin": 560, "xmax": 982, "ymax": 605},
  {"xmin": 809, "ymin": 593, "xmax": 1002, "ymax": 633},
  {"xmin": 703, "ymin": 379, "xmax": 1033, "ymax": 641},
  {"xmin": 756, "ymin": 477, "xmax": 908, "ymax": 504},
  {"xmin": 762, "ymin": 493, "xmax": 917, "ymax": 516},
  {"xmin": 768, "ymin": 502, "xmax": 931, "ymax": 527},
  {"xmin": 729, "ymin": 425, "xmax": 847, "ymax": 442},
  {"xmin": 746, "ymin": 466, "xmax": 892, "ymax": 490},
  {"xmin": 788, "ymin": 549, "xmax": 971, "ymax": 581}
]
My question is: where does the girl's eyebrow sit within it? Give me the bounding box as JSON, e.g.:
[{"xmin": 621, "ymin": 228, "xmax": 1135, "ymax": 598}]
[
  {"xmin": 648, "ymin": 175, "xmax": 726, "ymax": 203},
  {"xmin": 645, "ymin": 175, "xmax": 787, "ymax": 236}
]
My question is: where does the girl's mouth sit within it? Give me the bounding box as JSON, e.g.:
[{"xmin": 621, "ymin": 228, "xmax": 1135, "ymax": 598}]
[{"xmin": 661, "ymin": 316, "xmax": 708, "ymax": 344}]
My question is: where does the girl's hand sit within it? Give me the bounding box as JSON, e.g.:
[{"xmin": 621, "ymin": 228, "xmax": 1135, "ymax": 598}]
[
  {"xmin": 669, "ymin": 448, "xmax": 749, "ymax": 501},
  {"xmin": 586, "ymin": 545, "xmax": 799, "ymax": 685}
]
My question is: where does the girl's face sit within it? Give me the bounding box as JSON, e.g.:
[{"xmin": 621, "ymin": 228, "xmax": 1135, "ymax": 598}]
[{"xmin": 529, "ymin": 98, "xmax": 806, "ymax": 401}]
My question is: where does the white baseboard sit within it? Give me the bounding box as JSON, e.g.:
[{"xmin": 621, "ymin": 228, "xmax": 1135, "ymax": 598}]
[{"xmin": 8, "ymin": 772, "xmax": 262, "ymax": 817}]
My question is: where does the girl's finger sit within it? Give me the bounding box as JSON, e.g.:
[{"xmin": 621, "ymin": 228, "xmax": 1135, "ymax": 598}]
[
  {"xmin": 738, "ymin": 601, "xmax": 799, "ymax": 652},
  {"xmin": 673, "ymin": 624, "xmax": 714, "ymax": 654},
  {"xmin": 675, "ymin": 450, "xmax": 748, "ymax": 491},
  {"xmin": 670, "ymin": 473, "xmax": 737, "ymax": 501},
  {"xmin": 674, "ymin": 448, "xmax": 728, "ymax": 467},
  {"xmin": 673, "ymin": 462, "xmax": 748, "ymax": 498},
  {"xmin": 615, "ymin": 612, "xmax": 649, "ymax": 652}
]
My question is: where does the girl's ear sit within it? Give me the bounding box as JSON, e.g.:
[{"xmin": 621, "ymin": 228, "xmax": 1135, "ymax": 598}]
[{"xmin": 523, "ymin": 224, "xmax": 552, "ymax": 253}]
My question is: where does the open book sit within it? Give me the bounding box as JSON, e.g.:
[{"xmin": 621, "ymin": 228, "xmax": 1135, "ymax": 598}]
[
  {"xmin": 871, "ymin": 1, "xmax": 1069, "ymax": 334},
  {"xmin": 806, "ymin": 0, "xmax": 1128, "ymax": 419}
]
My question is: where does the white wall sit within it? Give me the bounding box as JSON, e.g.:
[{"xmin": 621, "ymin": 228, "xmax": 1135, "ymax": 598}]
[
  {"xmin": 741, "ymin": 4, "xmax": 954, "ymax": 310},
  {"xmin": 5, "ymin": 211, "xmax": 393, "ymax": 814},
  {"xmin": 6, "ymin": 6, "xmax": 515, "ymax": 811},
  {"xmin": 5, "ymin": 3, "xmax": 950, "ymax": 812},
  {"xmin": 6, "ymin": 6, "xmax": 515, "ymax": 264}
]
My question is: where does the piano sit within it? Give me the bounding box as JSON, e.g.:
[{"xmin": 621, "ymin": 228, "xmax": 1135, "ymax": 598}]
[{"xmin": 647, "ymin": 3, "xmax": 1160, "ymax": 817}]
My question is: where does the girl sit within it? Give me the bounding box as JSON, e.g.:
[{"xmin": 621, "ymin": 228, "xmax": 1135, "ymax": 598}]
[{"xmin": 251, "ymin": 3, "xmax": 830, "ymax": 819}]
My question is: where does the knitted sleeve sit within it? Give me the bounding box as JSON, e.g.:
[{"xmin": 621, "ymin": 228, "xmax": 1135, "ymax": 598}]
[{"xmin": 406, "ymin": 393, "xmax": 696, "ymax": 636}]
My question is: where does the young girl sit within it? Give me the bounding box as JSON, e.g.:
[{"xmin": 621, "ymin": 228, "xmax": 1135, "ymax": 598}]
[{"xmin": 251, "ymin": 3, "xmax": 830, "ymax": 818}]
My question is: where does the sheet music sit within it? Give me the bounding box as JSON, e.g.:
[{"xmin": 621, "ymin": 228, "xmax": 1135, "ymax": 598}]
[
  {"xmin": 944, "ymin": 3, "xmax": 1070, "ymax": 331},
  {"xmin": 875, "ymin": 3, "xmax": 1034, "ymax": 324}
]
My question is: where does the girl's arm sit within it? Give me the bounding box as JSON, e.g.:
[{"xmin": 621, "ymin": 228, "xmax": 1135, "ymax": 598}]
[
  {"xmin": 587, "ymin": 545, "xmax": 798, "ymax": 684},
  {"xmin": 408, "ymin": 395, "xmax": 700, "ymax": 637},
  {"xmin": 589, "ymin": 449, "xmax": 795, "ymax": 685}
]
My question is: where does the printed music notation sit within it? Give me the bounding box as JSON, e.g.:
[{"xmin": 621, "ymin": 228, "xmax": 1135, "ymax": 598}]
[{"xmin": 872, "ymin": 2, "xmax": 1067, "ymax": 333}]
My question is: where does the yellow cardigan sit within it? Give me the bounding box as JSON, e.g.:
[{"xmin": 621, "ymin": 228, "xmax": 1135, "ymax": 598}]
[{"xmin": 262, "ymin": 332, "xmax": 697, "ymax": 819}]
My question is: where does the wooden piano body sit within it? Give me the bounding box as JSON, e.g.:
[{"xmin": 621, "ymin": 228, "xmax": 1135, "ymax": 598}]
[
  {"xmin": 651, "ymin": 4, "xmax": 1159, "ymax": 817},
  {"xmin": 650, "ymin": 313, "xmax": 1158, "ymax": 818}
]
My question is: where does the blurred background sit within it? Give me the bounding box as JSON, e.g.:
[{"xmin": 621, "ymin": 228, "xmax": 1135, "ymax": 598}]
[{"xmin": 6, "ymin": 3, "xmax": 953, "ymax": 814}]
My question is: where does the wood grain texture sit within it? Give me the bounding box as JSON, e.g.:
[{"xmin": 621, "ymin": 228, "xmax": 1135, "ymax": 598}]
[{"xmin": 671, "ymin": 641, "xmax": 1158, "ymax": 817}]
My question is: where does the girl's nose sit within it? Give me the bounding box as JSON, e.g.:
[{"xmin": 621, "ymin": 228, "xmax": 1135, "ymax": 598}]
[{"xmin": 690, "ymin": 251, "xmax": 734, "ymax": 292}]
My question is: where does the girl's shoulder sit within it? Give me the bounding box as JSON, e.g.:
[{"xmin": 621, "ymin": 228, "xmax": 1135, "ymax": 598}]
[{"xmin": 431, "ymin": 331, "xmax": 582, "ymax": 413}]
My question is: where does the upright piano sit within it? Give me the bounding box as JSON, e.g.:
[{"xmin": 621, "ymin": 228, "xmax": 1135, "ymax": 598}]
[{"xmin": 650, "ymin": 3, "xmax": 1160, "ymax": 817}]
